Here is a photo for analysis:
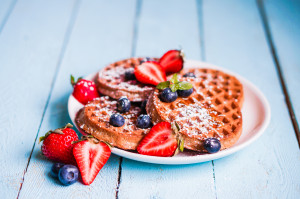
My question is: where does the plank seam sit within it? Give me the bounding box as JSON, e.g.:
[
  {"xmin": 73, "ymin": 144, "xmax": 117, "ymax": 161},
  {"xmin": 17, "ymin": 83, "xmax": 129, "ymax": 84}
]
[
  {"xmin": 0, "ymin": 0, "xmax": 18, "ymax": 34},
  {"xmin": 115, "ymin": 1, "xmax": 142, "ymax": 198},
  {"xmin": 16, "ymin": 0, "xmax": 82, "ymax": 198},
  {"xmin": 197, "ymin": 1, "xmax": 217, "ymax": 198},
  {"xmin": 256, "ymin": 0, "xmax": 300, "ymax": 148}
]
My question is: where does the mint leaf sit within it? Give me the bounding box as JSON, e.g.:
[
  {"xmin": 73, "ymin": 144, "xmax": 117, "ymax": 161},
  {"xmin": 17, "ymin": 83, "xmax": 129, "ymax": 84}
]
[
  {"xmin": 177, "ymin": 81, "xmax": 193, "ymax": 90},
  {"xmin": 156, "ymin": 81, "xmax": 170, "ymax": 90},
  {"xmin": 170, "ymin": 73, "xmax": 179, "ymax": 84},
  {"xmin": 170, "ymin": 84, "xmax": 177, "ymax": 92}
]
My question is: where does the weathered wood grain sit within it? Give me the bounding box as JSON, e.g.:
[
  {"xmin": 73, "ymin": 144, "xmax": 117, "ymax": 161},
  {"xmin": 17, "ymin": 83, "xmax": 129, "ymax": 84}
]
[
  {"xmin": 117, "ymin": 1, "xmax": 216, "ymax": 198},
  {"xmin": 261, "ymin": 0, "xmax": 300, "ymax": 145},
  {"xmin": 0, "ymin": 0, "xmax": 16, "ymax": 33},
  {"xmin": 18, "ymin": 0, "xmax": 137, "ymax": 198},
  {"xmin": 0, "ymin": 0, "xmax": 76, "ymax": 198},
  {"xmin": 202, "ymin": 0, "xmax": 300, "ymax": 198}
]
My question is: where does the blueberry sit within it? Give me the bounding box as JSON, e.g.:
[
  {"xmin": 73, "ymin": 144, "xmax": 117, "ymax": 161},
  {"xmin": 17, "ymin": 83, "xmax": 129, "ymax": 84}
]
[
  {"xmin": 160, "ymin": 88, "xmax": 178, "ymax": 103},
  {"xmin": 183, "ymin": 72, "xmax": 196, "ymax": 78},
  {"xmin": 50, "ymin": 163, "xmax": 65, "ymax": 178},
  {"xmin": 204, "ymin": 138, "xmax": 221, "ymax": 153},
  {"xmin": 177, "ymin": 88, "xmax": 194, "ymax": 98},
  {"xmin": 125, "ymin": 69, "xmax": 136, "ymax": 80},
  {"xmin": 117, "ymin": 97, "xmax": 131, "ymax": 113},
  {"xmin": 58, "ymin": 165, "xmax": 79, "ymax": 186},
  {"xmin": 136, "ymin": 114, "xmax": 151, "ymax": 129},
  {"xmin": 110, "ymin": 113, "xmax": 125, "ymax": 127},
  {"xmin": 141, "ymin": 100, "xmax": 147, "ymax": 113},
  {"xmin": 140, "ymin": 57, "xmax": 155, "ymax": 64}
]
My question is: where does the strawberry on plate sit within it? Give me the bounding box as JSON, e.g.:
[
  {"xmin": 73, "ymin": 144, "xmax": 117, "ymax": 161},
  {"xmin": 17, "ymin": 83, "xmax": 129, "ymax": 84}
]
[
  {"xmin": 159, "ymin": 49, "xmax": 184, "ymax": 73},
  {"xmin": 73, "ymin": 136, "xmax": 111, "ymax": 185},
  {"xmin": 71, "ymin": 75, "xmax": 100, "ymax": 105},
  {"xmin": 39, "ymin": 123, "xmax": 78, "ymax": 164},
  {"xmin": 137, "ymin": 122, "xmax": 178, "ymax": 157},
  {"xmin": 134, "ymin": 61, "xmax": 166, "ymax": 86}
]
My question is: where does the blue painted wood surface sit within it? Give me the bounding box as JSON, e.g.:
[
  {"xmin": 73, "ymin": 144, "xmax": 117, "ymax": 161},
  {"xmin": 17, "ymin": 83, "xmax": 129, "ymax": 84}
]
[{"xmin": 0, "ymin": 0, "xmax": 299, "ymax": 198}]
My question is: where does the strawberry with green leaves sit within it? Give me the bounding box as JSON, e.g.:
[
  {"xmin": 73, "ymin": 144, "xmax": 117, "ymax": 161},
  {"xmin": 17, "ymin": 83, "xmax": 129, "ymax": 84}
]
[
  {"xmin": 73, "ymin": 136, "xmax": 111, "ymax": 185},
  {"xmin": 39, "ymin": 123, "xmax": 78, "ymax": 164},
  {"xmin": 71, "ymin": 75, "xmax": 100, "ymax": 105}
]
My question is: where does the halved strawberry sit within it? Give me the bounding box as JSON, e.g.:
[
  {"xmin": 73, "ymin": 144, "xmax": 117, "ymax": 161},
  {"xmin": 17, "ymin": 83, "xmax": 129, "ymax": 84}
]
[
  {"xmin": 137, "ymin": 122, "xmax": 177, "ymax": 157},
  {"xmin": 73, "ymin": 138, "xmax": 111, "ymax": 185},
  {"xmin": 159, "ymin": 49, "xmax": 184, "ymax": 73},
  {"xmin": 134, "ymin": 61, "xmax": 166, "ymax": 86}
]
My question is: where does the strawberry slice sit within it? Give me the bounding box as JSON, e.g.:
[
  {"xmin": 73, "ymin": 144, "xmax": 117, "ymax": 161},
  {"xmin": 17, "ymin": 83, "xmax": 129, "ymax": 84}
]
[
  {"xmin": 134, "ymin": 61, "xmax": 166, "ymax": 86},
  {"xmin": 73, "ymin": 139, "xmax": 111, "ymax": 185},
  {"xmin": 159, "ymin": 49, "xmax": 184, "ymax": 73},
  {"xmin": 137, "ymin": 122, "xmax": 177, "ymax": 157}
]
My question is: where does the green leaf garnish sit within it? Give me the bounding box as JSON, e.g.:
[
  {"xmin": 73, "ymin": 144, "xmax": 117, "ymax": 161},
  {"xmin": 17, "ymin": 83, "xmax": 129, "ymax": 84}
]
[
  {"xmin": 170, "ymin": 73, "xmax": 179, "ymax": 84},
  {"xmin": 156, "ymin": 81, "xmax": 170, "ymax": 90},
  {"xmin": 170, "ymin": 84, "xmax": 177, "ymax": 92},
  {"xmin": 177, "ymin": 81, "xmax": 193, "ymax": 90}
]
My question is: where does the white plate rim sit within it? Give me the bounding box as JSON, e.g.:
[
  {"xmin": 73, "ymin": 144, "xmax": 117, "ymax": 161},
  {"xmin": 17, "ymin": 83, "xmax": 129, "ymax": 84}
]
[{"xmin": 68, "ymin": 60, "xmax": 271, "ymax": 165}]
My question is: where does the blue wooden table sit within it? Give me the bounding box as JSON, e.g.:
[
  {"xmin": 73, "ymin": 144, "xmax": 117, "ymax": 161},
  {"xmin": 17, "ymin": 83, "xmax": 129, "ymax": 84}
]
[{"xmin": 1, "ymin": 0, "xmax": 300, "ymax": 198}]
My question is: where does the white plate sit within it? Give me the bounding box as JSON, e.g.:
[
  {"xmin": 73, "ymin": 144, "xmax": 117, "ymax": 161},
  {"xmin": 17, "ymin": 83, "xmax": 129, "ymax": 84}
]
[{"xmin": 68, "ymin": 60, "xmax": 271, "ymax": 165}]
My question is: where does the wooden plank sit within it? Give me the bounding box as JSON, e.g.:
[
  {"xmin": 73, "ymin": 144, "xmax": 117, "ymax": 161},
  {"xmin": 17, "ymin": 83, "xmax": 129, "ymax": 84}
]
[
  {"xmin": 202, "ymin": 0, "xmax": 300, "ymax": 198},
  {"xmin": 18, "ymin": 0, "xmax": 137, "ymax": 198},
  {"xmin": 0, "ymin": 0, "xmax": 76, "ymax": 198},
  {"xmin": 117, "ymin": 1, "xmax": 216, "ymax": 199},
  {"xmin": 0, "ymin": 0, "xmax": 16, "ymax": 33},
  {"xmin": 261, "ymin": 0, "xmax": 300, "ymax": 145}
]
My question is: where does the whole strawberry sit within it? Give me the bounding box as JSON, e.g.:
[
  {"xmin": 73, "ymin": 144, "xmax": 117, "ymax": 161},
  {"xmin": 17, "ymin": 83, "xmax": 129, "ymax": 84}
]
[
  {"xmin": 39, "ymin": 123, "xmax": 78, "ymax": 164},
  {"xmin": 71, "ymin": 75, "xmax": 100, "ymax": 105}
]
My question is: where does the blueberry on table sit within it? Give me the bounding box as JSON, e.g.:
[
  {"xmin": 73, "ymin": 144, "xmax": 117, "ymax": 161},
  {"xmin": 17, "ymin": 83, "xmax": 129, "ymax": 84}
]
[
  {"xmin": 125, "ymin": 69, "xmax": 136, "ymax": 80},
  {"xmin": 110, "ymin": 113, "xmax": 125, "ymax": 127},
  {"xmin": 117, "ymin": 97, "xmax": 131, "ymax": 113},
  {"xmin": 177, "ymin": 88, "xmax": 193, "ymax": 98},
  {"xmin": 183, "ymin": 72, "xmax": 196, "ymax": 78},
  {"xmin": 50, "ymin": 162, "xmax": 65, "ymax": 178},
  {"xmin": 58, "ymin": 165, "xmax": 79, "ymax": 186},
  {"xmin": 204, "ymin": 138, "xmax": 221, "ymax": 153},
  {"xmin": 136, "ymin": 114, "xmax": 151, "ymax": 129},
  {"xmin": 160, "ymin": 88, "xmax": 178, "ymax": 103}
]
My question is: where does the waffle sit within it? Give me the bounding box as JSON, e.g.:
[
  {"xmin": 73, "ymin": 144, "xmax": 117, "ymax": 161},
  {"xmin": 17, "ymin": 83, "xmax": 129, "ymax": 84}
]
[
  {"xmin": 76, "ymin": 96, "xmax": 150, "ymax": 150},
  {"xmin": 147, "ymin": 70, "xmax": 243, "ymax": 151},
  {"xmin": 178, "ymin": 68, "xmax": 244, "ymax": 107},
  {"xmin": 97, "ymin": 58, "xmax": 157, "ymax": 102}
]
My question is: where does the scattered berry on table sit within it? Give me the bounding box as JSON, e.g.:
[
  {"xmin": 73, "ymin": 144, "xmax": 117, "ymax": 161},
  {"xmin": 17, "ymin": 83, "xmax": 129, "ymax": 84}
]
[
  {"xmin": 136, "ymin": 114, "xmax": 151, "ymax": 129},
  {"xmin": 159, "ymin": 49, "xmax": 184, "ymax": 73},
  {"xmin": 109, "ymin": 114, "xmax": 125, "ymax": 127},
  {"xmin": 137, "ymin": 122, "xmax": 177, "ymax": 157},
  {"xmin": 183, "ymin": 72, "xmax": 196, "ymax": 78},
  {"xmin": 58, "ymin": 165, "xmax": 79, "ymax": 186},
  {"xmin": 71, "ymin": 75, "xmax": 99, "ymax": 105},
  {"xmin": 117, "ymin": 97, "xmax": 131, "ymax": 113},
  {"xmin": 50, "ymin": 162, "xmax": 65, "ymax": 178},
  {"xmin": 134, "ymin": 61, "xmax": 166, "ymax": 86},
  {"xmin": 39, "ymin": 123, "xmax": 78, "ymax": 164},
  {"xmin": 125, "ymin": 69, "xmax": 136, "ymax": 81},
  {"xmin": 73, "ymin": 138, "xmax": 111, "ymax": 185},
  {"xmin": 160, "ymin": 88, "xmax": 178, "ymax": 102},
  {"xmin": 204, "ymin": 138, "xmax": 221, "ymax": 153},
  {"xmin": 177, "ymin": 88, "xmax": 193, "ymax": 97}
]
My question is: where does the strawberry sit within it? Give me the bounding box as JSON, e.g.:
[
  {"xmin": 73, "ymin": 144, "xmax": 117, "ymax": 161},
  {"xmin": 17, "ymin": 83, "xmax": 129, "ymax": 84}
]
[
  {"xmin": 159, "ymin": 49, "xmax": 184, "ymax": 73},
  {"xmin": 73, "ymin": 137, "xmax": 111, "ymax": 185},
  {"xmin": 39, "ymin": 123, "xmax": 78, "ymax": 164},
  {"xmin": 134, "ymin": 61, "xmax": 166, "ymax": 86},
  {"xmin": 137, "ymin": 122, "xmax": 178, "ymax": 157},
  {"xmin": 71, "ymin": 75, "xmax": 99, "ymax": 105}
]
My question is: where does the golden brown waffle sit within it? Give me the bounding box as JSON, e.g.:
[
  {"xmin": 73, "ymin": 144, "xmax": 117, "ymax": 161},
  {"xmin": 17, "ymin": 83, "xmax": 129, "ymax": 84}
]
[
  {"xmin": 178, "ymin": 68, "xmax": 244, "ymax": 107},
  {"xmin": 97, "ymin": 58, "xmax": 157, "ymax": 102},
  {"xmin": 147, "ymin": 69, "xmax": 243, "ymax": 152},
  {"xmin": 76, "ymin": 96, "xmax": 150, "ymax": 150}
]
